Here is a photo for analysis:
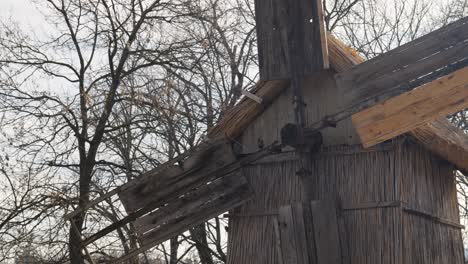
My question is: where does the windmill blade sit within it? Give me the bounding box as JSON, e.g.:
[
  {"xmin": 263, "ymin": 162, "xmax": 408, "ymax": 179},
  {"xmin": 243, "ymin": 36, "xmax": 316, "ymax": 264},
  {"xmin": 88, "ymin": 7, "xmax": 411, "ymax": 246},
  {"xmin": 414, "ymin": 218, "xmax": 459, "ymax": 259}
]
[{"xmin": 336, "ymin": 16, "xmax": 468, "ymax": 105}]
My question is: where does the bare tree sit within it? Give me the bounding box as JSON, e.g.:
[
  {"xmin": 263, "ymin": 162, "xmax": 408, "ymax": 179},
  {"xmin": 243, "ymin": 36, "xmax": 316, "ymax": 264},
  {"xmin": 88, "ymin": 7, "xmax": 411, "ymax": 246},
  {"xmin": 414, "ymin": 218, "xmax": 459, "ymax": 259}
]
[
  {"xmin": 1, "ymin": 0, "xmax": 468, "ymax": 263},
  {"xmin": 0, "ymin": 0, "xmax": 196, "ymax": 262}
]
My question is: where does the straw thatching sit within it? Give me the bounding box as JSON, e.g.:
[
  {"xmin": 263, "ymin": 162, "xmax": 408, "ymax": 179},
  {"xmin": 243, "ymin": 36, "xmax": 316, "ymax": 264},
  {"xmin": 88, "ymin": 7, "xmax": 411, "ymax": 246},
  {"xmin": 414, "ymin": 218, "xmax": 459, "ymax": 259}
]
[{"xmin": 227, "ymin": 140, "xmax": 463, "ymax": 264}]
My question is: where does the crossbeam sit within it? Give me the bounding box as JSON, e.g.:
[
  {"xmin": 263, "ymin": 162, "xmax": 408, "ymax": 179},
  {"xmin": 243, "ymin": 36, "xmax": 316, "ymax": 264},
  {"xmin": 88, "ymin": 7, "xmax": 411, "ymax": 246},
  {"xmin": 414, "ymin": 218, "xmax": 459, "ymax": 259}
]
[
  {"xmin": 65, "ymin": 140, "xmax": 280, "ymax": 262},
  {"xmin": 113, "ymin": 171, "xmax": 253, "ymax": 264},
  {"xmin": 336, "ymin": 16, "xmax": 468, "ymax": 105},
  {"xmin": 352, "ymin": 66, "xmax": 468, "ymax": 147}
]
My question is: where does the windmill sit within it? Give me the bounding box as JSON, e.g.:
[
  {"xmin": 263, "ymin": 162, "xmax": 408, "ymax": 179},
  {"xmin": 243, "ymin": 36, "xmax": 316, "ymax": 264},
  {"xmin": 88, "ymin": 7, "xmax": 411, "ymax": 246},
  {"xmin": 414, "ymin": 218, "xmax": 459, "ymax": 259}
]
[{"xmin": 66, "ymin": 0, "xmax": 468, "ymax": 263}]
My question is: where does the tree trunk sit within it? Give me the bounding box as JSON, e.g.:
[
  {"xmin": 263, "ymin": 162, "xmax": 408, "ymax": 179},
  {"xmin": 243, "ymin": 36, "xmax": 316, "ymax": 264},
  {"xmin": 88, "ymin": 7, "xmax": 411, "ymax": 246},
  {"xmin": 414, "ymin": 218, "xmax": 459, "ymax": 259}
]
[
  {"xmin": 69, "ymin": 164, "xmax": 93, "ymax": 264},
  {"xmin": 69, "ymin": 216, "xmax": 85, "ymax": 264},
  {"xmin": 169, "ymin": 237, "xmax": 179, "ymax": 264},
  {"xmin": 69, "ymin": 194, "xmax": 89, "ymax": 263},
  {"xmin": 190, "ymin": 224, "xmax": 214, "ymax": 264}
]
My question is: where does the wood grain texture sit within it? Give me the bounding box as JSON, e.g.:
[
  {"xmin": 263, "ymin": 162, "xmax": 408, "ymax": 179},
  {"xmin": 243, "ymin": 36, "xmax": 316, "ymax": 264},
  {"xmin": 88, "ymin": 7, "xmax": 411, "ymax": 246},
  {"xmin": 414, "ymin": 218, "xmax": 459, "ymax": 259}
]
[
  {"xmin": 277, "ymin": 201, "xmax": 341, "ymax": 264},
  {"xmin": 352, "ymin": 66, "xmax": 468, "ymax": 147},
  {"xmin": 133, "ymin": 171, "xmax": 248, "ymax": 236},
  {"xmin": 113, "ymin": 172, "xmax": 253, "ymax": 264},
  {"xmin": 327, "ymin": 34, "xmax": 364, "ymax": 72},
  {"xmin": 336, "ymin": 16, "xmax": 468, "ymax": 104},
  {"xmin": 138, "ymin": 171, "xmax": 253, "ymax": 245},
  {"xmin": 81, "ymin": 139, "xmax": 239, "ymax": 247},
  {"xmin": 409, "ymin": 118, "xmax": 468, "ymax": 174},
  {"xmin": 278, "ymin": 205, "xmax": 302, "ymax": 264},
  {"xmin": 119, "ymin": 139, "xmax": 237, "ymax": 213},
  {"xmin": 208, "ymin": 34, "xmax": 361, "ymax": 142},
  {"xmin": 255, "ymin": 0, "xmax": 328, "ymax": 80},
  {"xmin": 310, "ymin": 200, "xmax": 341, "ymax": 264}
]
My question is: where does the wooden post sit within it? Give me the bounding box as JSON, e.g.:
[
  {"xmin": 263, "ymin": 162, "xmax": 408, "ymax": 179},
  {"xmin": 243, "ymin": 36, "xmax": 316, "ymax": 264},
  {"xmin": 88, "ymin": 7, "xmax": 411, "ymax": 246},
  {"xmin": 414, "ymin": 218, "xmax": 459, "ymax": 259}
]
[{"xmin": 255, "ymin": 0, "xmax": 329, "ymax": 81}]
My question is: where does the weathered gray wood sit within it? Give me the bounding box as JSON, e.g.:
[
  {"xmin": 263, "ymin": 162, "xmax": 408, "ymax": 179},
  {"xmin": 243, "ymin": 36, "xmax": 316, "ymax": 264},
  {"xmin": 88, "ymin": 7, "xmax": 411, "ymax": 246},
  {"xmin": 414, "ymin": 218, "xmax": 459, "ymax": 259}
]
[
  {"xmin": 277, "ymin": 201, "xmax": 341, "ymax": 264},
  {"xmin": 119, "ymin": 139, "xmax": 237, "ymax": 213},
  {"xmin": 113, "ymin": 172, "xmax": 253, "ymax": 264},
  {"xmin": 255, "ymin": 0, "xmax": 328, "ymax": 80},
  {"xmin": 340, "ymin": 16, "xmax": 468, "ymax": 81},
  {"xmin": 81, "ymin": 142, "xmax": 277, "ymax": 247},
  {"xmin": 347, "ymin": 16, "xmax": 468, "ymax": 75},
  {"xmin": 310, "ymin": 200, "xmax": 341, "ymax": 264},
  {"xmin": 134, "ymin": 171, "xmax": 248, "ymax": 236},
  {"xmin": 341, "ymin": 201, "xmax": 401, "ymax": 211},
  {"xmin": 273, "ymin": 217, "xmax": 285, "ymax": 264},
  {"xmin": 402, "ymin": 205, "xmax": 464, "ymax": 229},
  {"xmin": 291, "ymin": 203, "xmax": 310, "ymax": 264},
  {"xmin": 138, "ymin": 172, "xmax": 253, "ymax": 245},
  {"xmin": 302, "ymin": 202, "xmax": 318, "ymax": 264},
  {"xmin": 64, "ymin": 138, "xmax": 226, "ymax": 220},
  {"xmin": 336, "ymin": 17, "xmax": 468, "ymax": 104},
  {"xmin": 278, "ymin": 205, "xmax": 300, "ymax": 264},
  {"xmin": 304, "ymin": 59, "xmax": 468, "ymax": 148}
]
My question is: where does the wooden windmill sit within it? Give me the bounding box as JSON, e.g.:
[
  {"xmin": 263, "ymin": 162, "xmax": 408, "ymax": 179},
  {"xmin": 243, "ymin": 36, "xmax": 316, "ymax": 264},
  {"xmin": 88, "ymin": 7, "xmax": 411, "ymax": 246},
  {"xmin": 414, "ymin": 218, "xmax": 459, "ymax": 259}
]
[{"xmin": 66, "ymin": 0, "xmax": 468, "ymax": 263}]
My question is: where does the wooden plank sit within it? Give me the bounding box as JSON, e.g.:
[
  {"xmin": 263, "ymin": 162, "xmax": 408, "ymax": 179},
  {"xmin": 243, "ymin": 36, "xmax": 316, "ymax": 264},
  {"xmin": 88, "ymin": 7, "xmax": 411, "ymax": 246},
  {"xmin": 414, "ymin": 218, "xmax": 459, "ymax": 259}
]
[
  {"xmin": 306, "ymin": 35, "xmax": 468, "ymax": 174},
  {"xmin": 336, "ymin": 16, "xmax": 468, "ymax": 104},
  {"xmin": 278, "ymin": 205, "xmax": 301, "ymax": 264},
  {"xmin": 409, "ymin": 118, "xmax": 468, "ymax": 174},
  {"xmin": 302, "ymin": 201, "xmax": 318, "ymax": 264},
  {"xmin": 255, "ymin": 0, "xmax": 328, "ymax": 80},
  {"xmin": 402, "ymin": 205, "xmax": 464, "ymax": 229},
  {"xmin": 278, "ymin": 201, "xmax": 341, "ymax": 264},
  {"xmin": 112, "ymin": 172, "xmax": 253, "ymax": 264},
  {"xmin": 64, "ymin": 138, "xmax": 228, "ymax": 220},
  {"xmin": 118, "ymin": 139, "xmax": 237, "ymax": 212},
  {"xmin": 341, "ymin": 200, "xmax": 401, "ymax": 211},
  {"xmin": 81, "ymin": 143, "xmax": 276, "ymax": 247},
  {"xmin": 138, "ymin": 172, "xmax": 253, "ymax": 245},
  {"xmin": 310, "ymin": 200, "xmax": 341, "ymax": 264},
  {"xmin": 291, "ymin": 203, "xmax": 311, "ymax": 264},
  {"xmin": 273, "ymin": 216, "xmax": 285, "ymax": 264},
  {"xmin": 133, "ymin": 171, "xmax": 248, "ymax": 236},
  {"xmin": 352, "ymin": 66, "xmax": 468, "ymax": 147}
]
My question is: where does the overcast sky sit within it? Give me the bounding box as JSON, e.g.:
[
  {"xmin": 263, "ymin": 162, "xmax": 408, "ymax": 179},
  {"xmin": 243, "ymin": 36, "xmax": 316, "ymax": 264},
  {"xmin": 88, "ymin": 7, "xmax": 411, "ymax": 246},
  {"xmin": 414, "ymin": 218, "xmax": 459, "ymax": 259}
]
[{"xmin": 0, "ymin": 0, "xmax": 46, "ymax": 31}]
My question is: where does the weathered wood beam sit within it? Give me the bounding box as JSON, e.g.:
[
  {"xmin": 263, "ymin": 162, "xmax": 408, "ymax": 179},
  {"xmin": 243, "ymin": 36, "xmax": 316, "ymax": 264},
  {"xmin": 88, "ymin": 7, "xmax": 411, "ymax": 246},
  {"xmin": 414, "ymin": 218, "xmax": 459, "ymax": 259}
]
[
  {"xmin": 138, "ymin": 172, "xmax": 252, "ymax": 245},
  {"xmin": 409, "ymin": 118, "xmax": 468, "ymax": 174},
  {"xmin": 352, "ymin": 66, "xmax": 468, "ymax": 147},
  {"xmin": 64, "ymin": 137, "xmax": 229, "ymax": 220},
  {"xmin": 118, "ymin": 139, "xmax": 237, "ymax": 213},
  {"xmin": 277, "ymin": 201, "xmax": 341, "ymax": 264},
  {"xmin": 208, "ymin": 34, "xmax": 367, "ymax": 140},
  {"xmin": 336, "ymin": 16, "xmax": 468, "ymax": 105},
  {"xmin": 113, "ymin": 172, "xmax": 253, "ymax": 264},
  {"xmin": 301, "ymin": 31, "xmax": 468, "ymax": 173},
  {"xmin": 79, "ymin": 142, "xmax": 279, "ymax": 248},
  {"xmin": 255, "ymin": 0, "xmax": 328, "ymax": 80}
]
